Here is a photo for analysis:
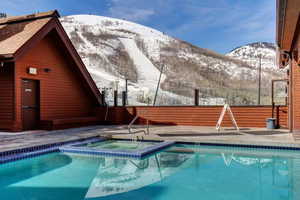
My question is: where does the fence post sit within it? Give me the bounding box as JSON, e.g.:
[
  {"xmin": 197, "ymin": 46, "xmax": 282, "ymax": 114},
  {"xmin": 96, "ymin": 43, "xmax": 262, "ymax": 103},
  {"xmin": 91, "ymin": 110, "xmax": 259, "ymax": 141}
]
[
  {"xmin": 114, "ymin": 90, "xmax": 118, "ymax": 107},
  {"xmin": 101, "ymin": 90, "xmax": 106, "ymax": 105},
  {"xmin": 122, "ymin": 91, "xmax": 127, "ymax": 106},
  {"xmin": 276, "ymin": 105, "xmax": 280, "ymax": 128},
  {"xmin": 194, "ymin": 89, "xmax": 199, "ymax": 106}
]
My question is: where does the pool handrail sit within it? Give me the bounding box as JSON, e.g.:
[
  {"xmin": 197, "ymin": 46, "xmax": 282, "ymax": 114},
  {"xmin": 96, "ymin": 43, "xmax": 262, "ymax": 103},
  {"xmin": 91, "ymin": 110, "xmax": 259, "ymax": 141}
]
[{"xmin": 128, "ymin": 111, "xmax": 149, "ymax": 136}]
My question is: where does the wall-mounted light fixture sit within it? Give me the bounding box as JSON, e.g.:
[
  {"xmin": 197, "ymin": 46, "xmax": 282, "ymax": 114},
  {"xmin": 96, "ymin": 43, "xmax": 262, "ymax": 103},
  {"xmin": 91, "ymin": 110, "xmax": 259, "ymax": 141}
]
[
  {"xmin": 293, "ymin": 49, "xmax": 300, "ymax": 67},
  {"xmin": 277, "ymin": 49, "xmax": 291, "ymax": 68},
  {"xmin": 293, "ymin": 50, "xmax": 298, "ymax": 60},
  {"xmin": 28, "ymin": 67, "xmax": 37, "ymax": 75},
  {"xmin": 0, "ymin": 62, "xmax": 4, "ymax": 67},
  {"xmin": 44, "ymin": 68, "xmax": 51, "ymax": 73}
]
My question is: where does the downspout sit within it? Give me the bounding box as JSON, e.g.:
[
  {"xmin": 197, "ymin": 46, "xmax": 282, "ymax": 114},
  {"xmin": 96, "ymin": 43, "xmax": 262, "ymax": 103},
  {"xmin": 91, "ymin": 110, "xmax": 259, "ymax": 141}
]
[{"xmin": 288, "ymin": 53, "xmax": 293, "ymax": 132}]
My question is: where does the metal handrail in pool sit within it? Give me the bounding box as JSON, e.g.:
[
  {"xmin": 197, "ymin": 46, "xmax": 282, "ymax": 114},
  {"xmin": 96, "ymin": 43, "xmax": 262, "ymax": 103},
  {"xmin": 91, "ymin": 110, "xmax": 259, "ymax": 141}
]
[{"xmin": 128, "ymin": 113, "xmax": 150, "ymax": 139}]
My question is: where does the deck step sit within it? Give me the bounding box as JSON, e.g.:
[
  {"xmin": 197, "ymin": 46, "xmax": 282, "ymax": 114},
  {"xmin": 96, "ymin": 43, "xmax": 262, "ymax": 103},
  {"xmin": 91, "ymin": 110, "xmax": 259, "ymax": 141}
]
[{"xmin": 293, "ymin": 133, "xmax": 300, "ymax": 141}]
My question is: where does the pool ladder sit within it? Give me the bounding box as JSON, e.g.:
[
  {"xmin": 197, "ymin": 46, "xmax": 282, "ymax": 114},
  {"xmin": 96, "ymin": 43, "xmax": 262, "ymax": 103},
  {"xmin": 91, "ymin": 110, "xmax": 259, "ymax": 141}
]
[{"xmin": 128, "ymin": 114, "xmax": 150, "ymax": 141}]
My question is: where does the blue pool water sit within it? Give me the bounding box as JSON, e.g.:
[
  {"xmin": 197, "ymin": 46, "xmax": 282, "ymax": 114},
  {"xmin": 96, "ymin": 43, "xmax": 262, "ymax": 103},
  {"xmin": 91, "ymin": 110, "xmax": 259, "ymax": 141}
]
[{"xmin": 0, "ymin": 144, "xmax": 298, "ymax": 200}]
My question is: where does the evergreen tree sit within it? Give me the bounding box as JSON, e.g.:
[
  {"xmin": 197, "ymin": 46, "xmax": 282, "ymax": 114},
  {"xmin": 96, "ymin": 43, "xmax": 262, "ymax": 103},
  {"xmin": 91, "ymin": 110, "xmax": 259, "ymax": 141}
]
[{"xmin": 0, "ymin": 13, "xmax": 7, "ymax": 18}]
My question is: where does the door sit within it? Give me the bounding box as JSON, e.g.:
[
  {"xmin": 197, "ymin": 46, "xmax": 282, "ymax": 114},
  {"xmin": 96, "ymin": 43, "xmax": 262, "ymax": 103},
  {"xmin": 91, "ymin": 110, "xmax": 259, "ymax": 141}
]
[{"xmin": 22, "ymin": 79, "xmax": 40, "ymax": 130}]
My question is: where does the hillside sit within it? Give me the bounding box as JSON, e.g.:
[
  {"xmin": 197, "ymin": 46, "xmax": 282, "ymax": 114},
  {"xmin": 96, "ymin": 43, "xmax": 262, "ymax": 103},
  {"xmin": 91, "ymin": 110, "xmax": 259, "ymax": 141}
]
[{"xmin": 61, "ymin": 15, "xmax": 285, "ymax": 105}]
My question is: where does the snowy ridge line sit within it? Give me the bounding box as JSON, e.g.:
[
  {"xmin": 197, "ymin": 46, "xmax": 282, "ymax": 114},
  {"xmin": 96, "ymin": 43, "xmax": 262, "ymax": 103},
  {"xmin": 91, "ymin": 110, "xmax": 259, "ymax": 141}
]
[{"xmin": 64, "ymin": 14, "xmax": 168, "ymax": 39}]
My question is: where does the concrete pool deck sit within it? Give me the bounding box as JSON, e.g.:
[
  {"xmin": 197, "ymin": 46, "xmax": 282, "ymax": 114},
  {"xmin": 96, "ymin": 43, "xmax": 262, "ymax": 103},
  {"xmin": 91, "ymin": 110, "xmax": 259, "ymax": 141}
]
[
  {"xmin": 111, "ymin": 126, "xmax": 298, "ymax": 147},
  {"xmin": 0, "ymin": 125, "xmax": 299, "ymax": 153}
]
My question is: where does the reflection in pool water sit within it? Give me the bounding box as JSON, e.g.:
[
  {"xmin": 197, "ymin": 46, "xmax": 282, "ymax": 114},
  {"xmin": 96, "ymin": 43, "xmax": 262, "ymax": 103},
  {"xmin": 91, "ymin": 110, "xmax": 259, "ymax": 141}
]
[
  {"xmin": 0, "ymin": 144, "xmax": 298, "ymax": 200},
  {"xmin": 85, "ymin": 151, "xmax": 193, "ymax": 198}
]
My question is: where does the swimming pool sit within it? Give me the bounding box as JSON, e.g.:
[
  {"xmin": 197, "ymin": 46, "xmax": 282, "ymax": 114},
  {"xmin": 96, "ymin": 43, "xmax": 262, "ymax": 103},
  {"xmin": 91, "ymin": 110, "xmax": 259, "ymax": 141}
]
[{"xmin": 0, "ymin": 143, "xmax": 298, "ymax": 200}]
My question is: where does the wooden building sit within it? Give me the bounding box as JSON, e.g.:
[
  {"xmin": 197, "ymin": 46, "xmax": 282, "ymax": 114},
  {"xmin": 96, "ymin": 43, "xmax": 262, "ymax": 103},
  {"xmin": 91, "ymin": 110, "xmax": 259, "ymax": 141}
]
[
  {"xmin": 0, "ymin": 10, "xmax": 102, "ymax": 131},
  {"xmin": 277, "ymin": 0, "xmax": 300, "ymax": 132}
]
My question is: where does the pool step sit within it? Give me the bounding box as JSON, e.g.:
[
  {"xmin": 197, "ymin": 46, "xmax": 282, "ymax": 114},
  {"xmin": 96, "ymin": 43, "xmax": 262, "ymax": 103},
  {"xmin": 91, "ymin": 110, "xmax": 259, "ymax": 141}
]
[{"xmin": 59, "ymin": 139, "xmax": 175, "ymax": 159}]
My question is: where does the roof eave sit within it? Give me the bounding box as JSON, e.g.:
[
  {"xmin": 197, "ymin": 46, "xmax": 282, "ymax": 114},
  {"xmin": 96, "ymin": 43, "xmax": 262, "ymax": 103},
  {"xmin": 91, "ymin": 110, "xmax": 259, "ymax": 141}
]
[
  {"xmin": 276, "ymin": 0, "xmax": 300, "ymax": 51},
  {"xmin": 276, "ymin": 0, "xmax": 286, "ymax": 49},
  {"xmin": 0, "ymin": 54, "xmax": 14, "ymax": 61},
  {"xmin": 0, "ymin": 10, "xmax": 60, "ymax": 26}
]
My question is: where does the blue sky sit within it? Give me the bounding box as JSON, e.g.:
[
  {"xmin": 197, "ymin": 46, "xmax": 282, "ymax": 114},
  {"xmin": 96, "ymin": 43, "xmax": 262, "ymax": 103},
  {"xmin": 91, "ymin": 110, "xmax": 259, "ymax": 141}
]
[{"xmin": 1, "ymin": 0, "xmax": 276, "ymax": 54}]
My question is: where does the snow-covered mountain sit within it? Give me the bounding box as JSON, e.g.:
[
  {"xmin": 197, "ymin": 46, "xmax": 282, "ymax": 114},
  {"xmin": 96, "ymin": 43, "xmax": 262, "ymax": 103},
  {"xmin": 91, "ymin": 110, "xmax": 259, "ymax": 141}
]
[
  {"xmin": 61, "ymin": 15, "xmax": 285, "ymax": 105},
  {"xmin": 227, "ymin": 42, "xmax": 276, "ymax": 70},
  {"xmin": 227, "ymin": 42, "xmax": 287, "ymax": 104}
]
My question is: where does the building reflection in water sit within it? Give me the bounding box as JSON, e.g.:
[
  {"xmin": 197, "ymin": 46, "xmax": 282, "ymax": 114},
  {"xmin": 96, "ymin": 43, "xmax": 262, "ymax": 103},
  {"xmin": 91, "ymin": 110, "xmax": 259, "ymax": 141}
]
[{"xmin": 85, "ymin": 150, "xmax": 194, "ymax": 198}]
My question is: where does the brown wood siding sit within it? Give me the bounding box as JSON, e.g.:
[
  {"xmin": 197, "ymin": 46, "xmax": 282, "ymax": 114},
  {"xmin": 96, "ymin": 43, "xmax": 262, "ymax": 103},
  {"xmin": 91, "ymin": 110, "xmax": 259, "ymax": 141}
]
[
  {"xmin": 97, "ymin": 106, "xmax": 288, "ymax": 128},
  {"xmin": 290, "ymin": 17, "xmax": 300, "ymax": 131},
  {"xmin": 14, "ymin": 31, "xmax": 96, "ymax": 130},
  {"xmin": 0, "ymin": 62, "xmax": 14, "ymax": 129}
]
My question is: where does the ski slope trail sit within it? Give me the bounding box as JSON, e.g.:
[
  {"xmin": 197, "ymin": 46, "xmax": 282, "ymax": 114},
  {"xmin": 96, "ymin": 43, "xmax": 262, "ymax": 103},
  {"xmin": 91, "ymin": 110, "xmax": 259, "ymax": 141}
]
[{"xmin": 120, "ymin": 38, "xmax": 165, "ymax": 90}]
